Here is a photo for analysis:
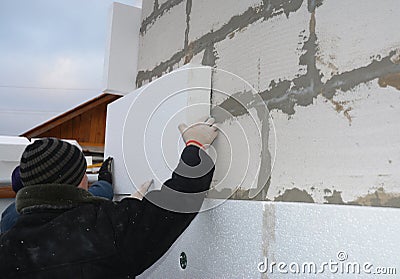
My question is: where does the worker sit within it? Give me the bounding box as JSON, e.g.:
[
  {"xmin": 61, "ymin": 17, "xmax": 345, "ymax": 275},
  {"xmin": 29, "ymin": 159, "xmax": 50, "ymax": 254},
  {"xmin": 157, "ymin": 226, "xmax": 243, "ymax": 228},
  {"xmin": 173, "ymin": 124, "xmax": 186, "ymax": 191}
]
[
  {"xmin": 0, "ymin": 157, "xmax": 114, "ymax": 233},
  {"xmin": 0, "ymin": 117, "xmax": 218, "ymax": 278}
]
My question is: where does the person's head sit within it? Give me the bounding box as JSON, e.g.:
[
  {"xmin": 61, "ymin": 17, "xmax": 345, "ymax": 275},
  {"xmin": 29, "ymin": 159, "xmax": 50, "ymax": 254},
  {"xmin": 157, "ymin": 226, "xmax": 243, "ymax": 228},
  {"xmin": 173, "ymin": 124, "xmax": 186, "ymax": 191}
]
[
  {"xmin": 19, "ymin": 138, "xmax": 87, "ymax": 187},
  {"xmin": 11, "ymin": 166, "xmax": 23, "ymax": 193}
]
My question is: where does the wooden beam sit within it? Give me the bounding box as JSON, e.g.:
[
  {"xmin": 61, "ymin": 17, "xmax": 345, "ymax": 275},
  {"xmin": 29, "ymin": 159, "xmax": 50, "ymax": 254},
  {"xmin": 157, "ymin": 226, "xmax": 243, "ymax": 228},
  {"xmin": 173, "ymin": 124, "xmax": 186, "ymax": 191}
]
[
  {"xmin": 0, "ymin": 186, "xmax": 16, "ymax": 199},
  {"xmin": 79, "ymin": 142, "xmax": 105, "ymax": 147}
]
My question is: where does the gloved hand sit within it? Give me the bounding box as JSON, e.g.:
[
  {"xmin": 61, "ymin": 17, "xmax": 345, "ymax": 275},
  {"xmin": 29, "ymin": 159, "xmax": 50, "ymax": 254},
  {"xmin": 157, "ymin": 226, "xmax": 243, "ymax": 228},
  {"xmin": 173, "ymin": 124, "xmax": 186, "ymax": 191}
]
[
  {"xmin": 178, "ymin": 116, "xmax": 219, "ymax": 149},
  {"xmin": 98, "ymin": 157, "xmax": 113, "ymax": 184}
]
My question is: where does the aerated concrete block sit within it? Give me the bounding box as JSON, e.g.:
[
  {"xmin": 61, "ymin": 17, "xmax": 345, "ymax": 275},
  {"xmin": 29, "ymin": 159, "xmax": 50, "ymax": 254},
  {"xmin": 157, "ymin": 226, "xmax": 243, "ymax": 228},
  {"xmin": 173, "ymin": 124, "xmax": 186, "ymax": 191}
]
[
  {"xmin": 188, "ymin": 0, "xmax": 263, "ymax": 42},
  {"xmin": 214, "ymin": 1, "xmax": 310, "ymax": 92},
  {"xmin": 138, "ymin": 1, "xmax": 186, "ymax": 73},
  {"xmin": 316, "ymin": 0, "xmax": 400, "ymax": 82}
]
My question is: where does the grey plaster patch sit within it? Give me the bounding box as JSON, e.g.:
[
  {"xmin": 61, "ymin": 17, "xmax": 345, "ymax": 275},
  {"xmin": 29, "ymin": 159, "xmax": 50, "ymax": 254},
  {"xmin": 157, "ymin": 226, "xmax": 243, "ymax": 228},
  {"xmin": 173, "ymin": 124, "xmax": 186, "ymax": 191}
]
[
  {"xmin": 263, "ymin": 0, "xmax": 303, "ymax": 18},
  {"xmin": 323, "ymin": 188, "xmax": 332, "ymax": 194},
  {"xmin": 274, "ymin": 188, "xmax": 315, "ymax": 203},
  {"xmin": 378, "ymin": 72, "xmax": 400, "ymax": 91},
  {"xmin": 307, "ymin": 0, "xmax": 323, "ymax": 13},
  {"xmin": 390, "ymin": 49, "xmax": 400, "ymax": 64},
  {"xmin": 209, "ymin": 186, "xmax": 400, "ymax": 207},
  {"xmin": 140, "ymin": 0, "xmax": 185, "ymax": 34},
  {"xmin": 324, "ymin": 190, "xmax": 344, "ymax": 205},
  {"xmin": 347, "ymin": 188, "xmax": 400, "ymax": 208},
  {"xmin": 207, "ymin": 181, "xmax": 272, "ymax": 201},
  {"xmin": 201, "ymin": 43, "xmax": 218, "ymax": 67},
  {"xmin": 323, "ymin": 52, "xmax": 400, "ymax": 99},
  {"xmin": 383, "ymin": 197, "xmax": 400, "ymax": 208},
  {"xmin": 184, "ymin": 0, "xmax": 192, "ymax": 50},
  {"xmin": 137, "ymin": 0, "xmax": 306, "ymax": 86},
  {"xmin": 321, "ymin": 188, "xmax": 400, "ymax": 208},
  {"xmin": 211, "ymin": 90, "xmax": 256, "ymax": 122}
]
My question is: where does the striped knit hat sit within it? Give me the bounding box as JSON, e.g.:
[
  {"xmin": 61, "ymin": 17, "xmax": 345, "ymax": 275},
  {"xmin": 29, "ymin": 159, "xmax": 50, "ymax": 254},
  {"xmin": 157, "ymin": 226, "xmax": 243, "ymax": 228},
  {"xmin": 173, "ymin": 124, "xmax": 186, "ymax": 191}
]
[{"xmin": 20, "ymin": 138, "xmax": 87, "ymax": 187}]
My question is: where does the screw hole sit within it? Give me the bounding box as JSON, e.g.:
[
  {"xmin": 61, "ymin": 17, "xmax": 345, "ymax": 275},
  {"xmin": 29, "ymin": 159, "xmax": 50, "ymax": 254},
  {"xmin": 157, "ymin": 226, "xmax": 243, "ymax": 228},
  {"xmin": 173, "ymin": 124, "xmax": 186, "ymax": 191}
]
[{"xmin": 179, "ymin": 252, "xmax": 187, "ymax": 269}]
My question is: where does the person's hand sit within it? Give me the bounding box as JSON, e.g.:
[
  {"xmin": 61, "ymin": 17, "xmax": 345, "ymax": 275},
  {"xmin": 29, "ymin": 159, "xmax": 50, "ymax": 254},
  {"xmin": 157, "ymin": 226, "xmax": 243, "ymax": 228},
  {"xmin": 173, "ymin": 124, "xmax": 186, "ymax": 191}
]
[
  {"xmin": 129, "ymin": 179, "xmax": 153, "ymax": 200},
  {"xmin": 178, "ymin": 116, "xmax": 219, "ymax": 149}
]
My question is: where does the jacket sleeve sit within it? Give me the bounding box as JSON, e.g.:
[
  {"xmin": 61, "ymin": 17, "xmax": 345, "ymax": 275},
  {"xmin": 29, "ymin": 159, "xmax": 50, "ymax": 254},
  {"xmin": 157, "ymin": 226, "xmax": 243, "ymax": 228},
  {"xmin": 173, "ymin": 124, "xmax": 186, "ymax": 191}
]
[
  {"xmin": 0, "ymin": 202, "xmax": 19, "ymax": 233},
  {"xmin": 109, "ymin": 145, "xmax": 215, "ymax": 276}
]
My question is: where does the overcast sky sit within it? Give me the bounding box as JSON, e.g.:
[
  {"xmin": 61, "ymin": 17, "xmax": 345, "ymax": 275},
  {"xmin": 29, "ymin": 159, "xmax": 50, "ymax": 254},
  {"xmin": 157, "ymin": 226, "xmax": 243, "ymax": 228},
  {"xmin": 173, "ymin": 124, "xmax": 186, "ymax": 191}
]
[{"xmin": 0, "ymin": 0, "xmax": 140, "ymax": 136}]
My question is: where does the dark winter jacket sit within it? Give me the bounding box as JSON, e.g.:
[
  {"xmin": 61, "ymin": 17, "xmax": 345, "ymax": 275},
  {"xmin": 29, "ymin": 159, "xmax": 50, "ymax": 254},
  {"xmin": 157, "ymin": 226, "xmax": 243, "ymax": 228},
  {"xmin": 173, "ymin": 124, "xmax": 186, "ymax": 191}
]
[
  {"xmin": 1, "ymin": 180, "xmax": 114, "ymax": 233},
  {"xmin": 0, "ymin": 145, "xmax": 214, "ymax": 278}
]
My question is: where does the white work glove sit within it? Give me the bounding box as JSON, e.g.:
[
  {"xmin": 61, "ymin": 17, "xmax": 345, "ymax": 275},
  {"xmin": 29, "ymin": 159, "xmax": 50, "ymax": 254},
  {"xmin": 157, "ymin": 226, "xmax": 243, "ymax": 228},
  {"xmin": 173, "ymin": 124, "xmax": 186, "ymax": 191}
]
[
  {"xmin": 178, "ymin": 116, "xmax": 219, "ymax": 149},
  {"xmin": 129, "ymin": 179, "xmax": 153, "ymax": 200}
]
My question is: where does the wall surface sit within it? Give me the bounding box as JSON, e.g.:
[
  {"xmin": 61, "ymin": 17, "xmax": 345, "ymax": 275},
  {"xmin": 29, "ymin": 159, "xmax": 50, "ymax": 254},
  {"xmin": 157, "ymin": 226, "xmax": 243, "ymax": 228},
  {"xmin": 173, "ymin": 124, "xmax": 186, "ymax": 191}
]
[
  {"xmin": 0, "ymin": 136, "xmax": 30, "ymax": 184},
  {"xmin": 138, "ymin": 199, "xmax": 400, "ymax": 278},
  {"xmin": 135, "ymin": 0, "xmax": 400, "ymax": 207}
]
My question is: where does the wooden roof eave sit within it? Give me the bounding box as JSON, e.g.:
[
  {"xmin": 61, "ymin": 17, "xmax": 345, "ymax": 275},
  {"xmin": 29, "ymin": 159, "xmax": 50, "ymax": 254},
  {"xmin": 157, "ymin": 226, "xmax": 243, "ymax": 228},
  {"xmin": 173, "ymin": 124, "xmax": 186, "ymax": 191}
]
[{"xmin": 20, "ymin": 93, "xmax": 121, "ymax": 138}]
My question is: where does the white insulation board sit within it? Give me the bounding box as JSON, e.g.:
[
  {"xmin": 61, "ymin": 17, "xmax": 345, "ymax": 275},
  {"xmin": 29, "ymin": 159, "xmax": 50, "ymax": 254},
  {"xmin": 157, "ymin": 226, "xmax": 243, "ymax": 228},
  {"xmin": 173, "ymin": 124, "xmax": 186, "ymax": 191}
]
[
  {"xmin": 105, "ymin": 66, "xmax": 212, "ymax": 194},
  {"xmin": 139, "ymin": 199, "xmax": 400, "ymax": 278}
]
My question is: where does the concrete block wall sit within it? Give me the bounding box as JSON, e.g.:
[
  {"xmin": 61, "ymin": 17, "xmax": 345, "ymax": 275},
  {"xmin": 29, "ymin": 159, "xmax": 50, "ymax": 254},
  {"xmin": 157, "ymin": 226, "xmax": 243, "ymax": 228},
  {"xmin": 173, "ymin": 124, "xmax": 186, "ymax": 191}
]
[{"xmin": 135, "ymin": 0, "xmax": 400, "ymax": 207}]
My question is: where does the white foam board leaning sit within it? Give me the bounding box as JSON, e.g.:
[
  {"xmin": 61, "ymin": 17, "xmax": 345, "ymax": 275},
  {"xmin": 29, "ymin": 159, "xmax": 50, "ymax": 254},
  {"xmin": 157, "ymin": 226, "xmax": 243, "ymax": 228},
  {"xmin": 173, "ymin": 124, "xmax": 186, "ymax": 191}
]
[{"xmin": 105, "ymin": 65, "xmax": 212, "ymax": 194}]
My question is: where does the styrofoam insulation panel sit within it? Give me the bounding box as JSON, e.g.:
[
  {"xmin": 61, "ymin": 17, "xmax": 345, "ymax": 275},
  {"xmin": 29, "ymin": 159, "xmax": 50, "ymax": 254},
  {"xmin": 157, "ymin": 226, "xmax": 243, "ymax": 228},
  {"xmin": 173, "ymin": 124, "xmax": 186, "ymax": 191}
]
[{"xmin": 139, "ymin": 199, "xmax": 400, "ymax": 278}]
